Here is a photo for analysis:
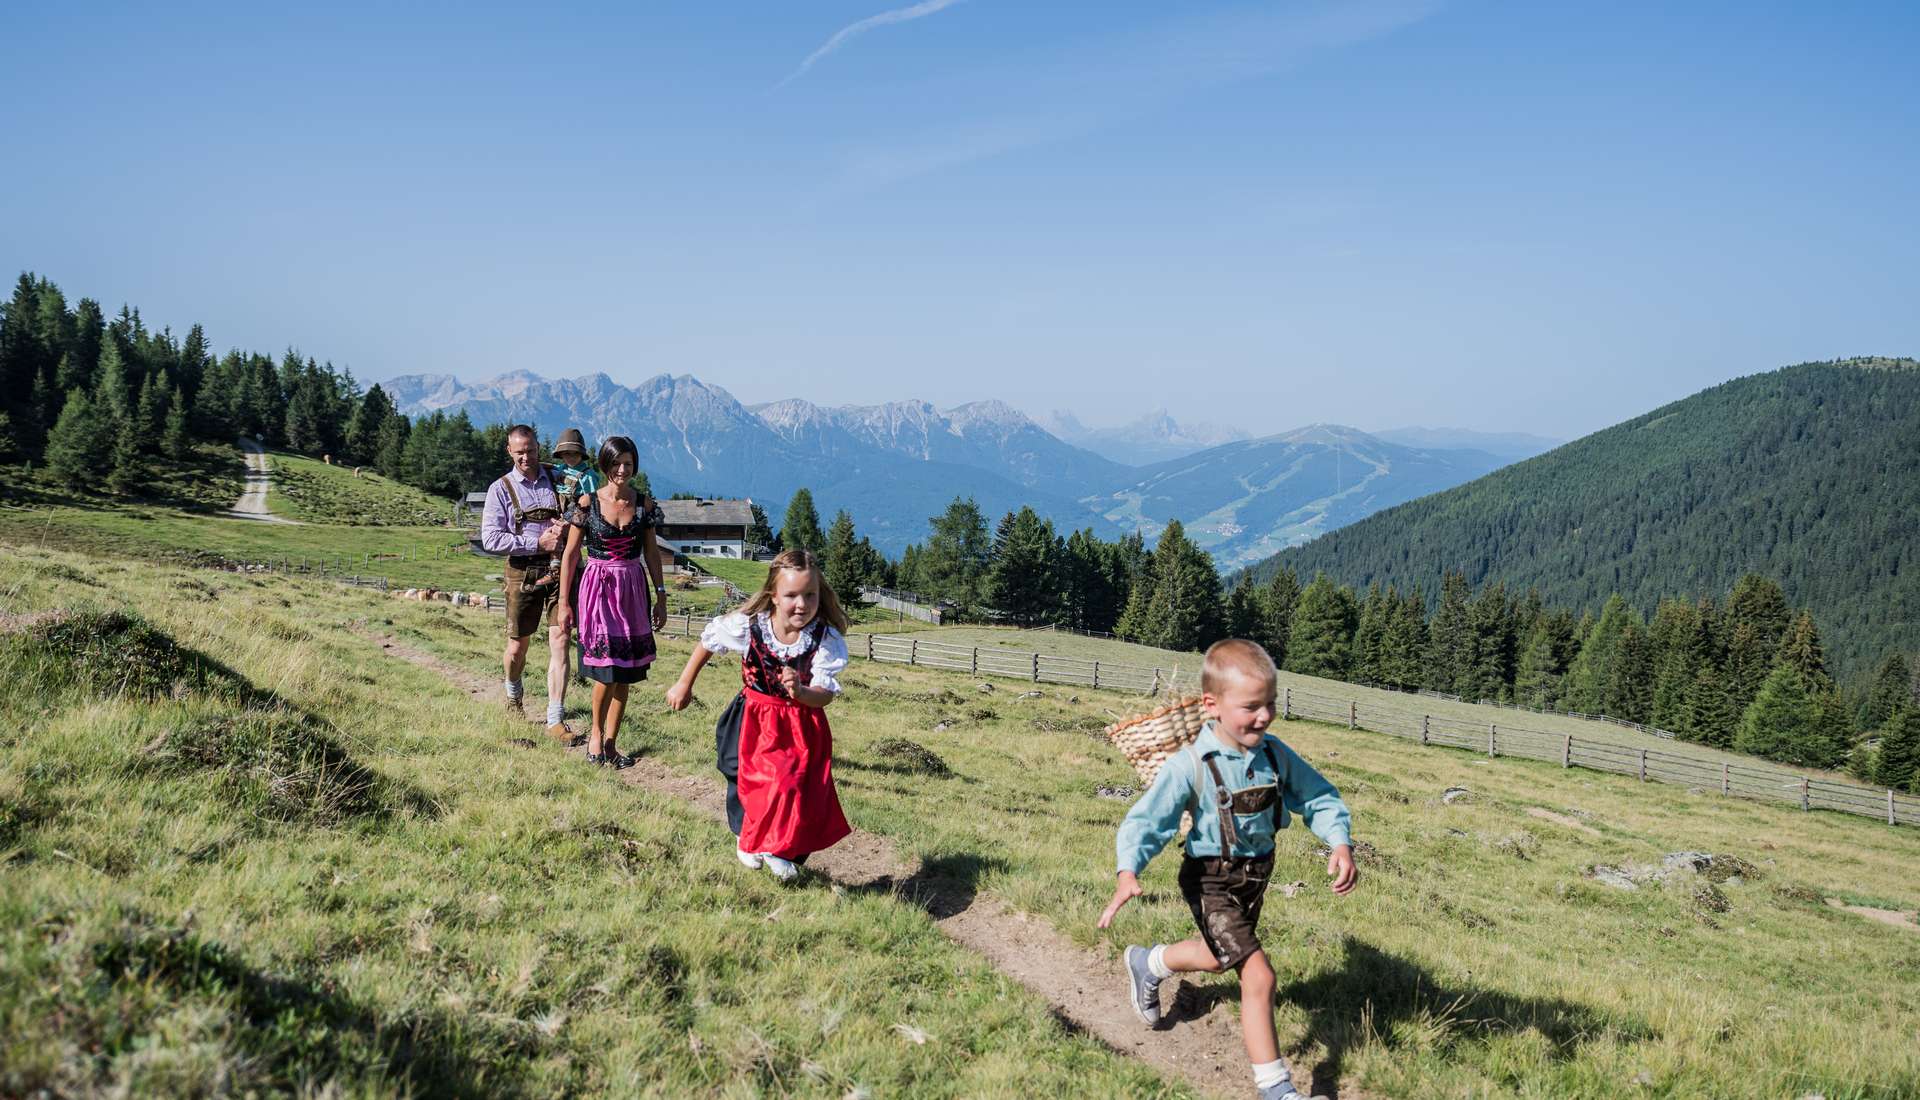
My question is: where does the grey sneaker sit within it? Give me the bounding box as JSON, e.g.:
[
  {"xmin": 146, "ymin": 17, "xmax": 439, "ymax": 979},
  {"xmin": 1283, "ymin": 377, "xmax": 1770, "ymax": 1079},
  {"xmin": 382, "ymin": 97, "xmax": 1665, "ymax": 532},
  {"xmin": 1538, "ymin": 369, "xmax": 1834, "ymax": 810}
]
[
  {"xmin": 1124, "ymin": 945, "xmax": 1162, "ymax": 1026},
  {"xmin": 1256, "ymin": 1084, "xmax": 1324, "ymax": 1100}
]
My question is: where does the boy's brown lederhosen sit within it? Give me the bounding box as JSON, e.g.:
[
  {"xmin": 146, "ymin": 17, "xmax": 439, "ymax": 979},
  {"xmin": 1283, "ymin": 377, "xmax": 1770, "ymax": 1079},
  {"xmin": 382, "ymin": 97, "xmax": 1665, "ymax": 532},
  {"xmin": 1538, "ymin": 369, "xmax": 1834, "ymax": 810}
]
[
  {"xmin": 501, "ymin": 470, "xmax": 564, "ymax": 640},
  {"xmin": 1179, "ymin": 740, "xmax": 1286, "ymax": 969}
]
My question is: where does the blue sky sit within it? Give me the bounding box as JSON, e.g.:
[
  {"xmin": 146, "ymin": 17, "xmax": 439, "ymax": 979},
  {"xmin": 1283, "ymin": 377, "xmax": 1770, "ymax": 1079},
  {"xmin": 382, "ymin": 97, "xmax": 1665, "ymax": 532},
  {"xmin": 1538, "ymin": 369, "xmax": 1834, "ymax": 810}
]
[{"xmin": 4, "ymin": 1, "xmax": 1916, "ymax": 439}]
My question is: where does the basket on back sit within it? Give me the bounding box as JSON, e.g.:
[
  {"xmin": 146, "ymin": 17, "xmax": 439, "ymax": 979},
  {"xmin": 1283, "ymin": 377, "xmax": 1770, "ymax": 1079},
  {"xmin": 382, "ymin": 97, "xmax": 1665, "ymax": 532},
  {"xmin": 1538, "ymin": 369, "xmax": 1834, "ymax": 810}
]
[{"xmin": 1105, "ymin": 696, "xmax": 1208, "ymax": 789}]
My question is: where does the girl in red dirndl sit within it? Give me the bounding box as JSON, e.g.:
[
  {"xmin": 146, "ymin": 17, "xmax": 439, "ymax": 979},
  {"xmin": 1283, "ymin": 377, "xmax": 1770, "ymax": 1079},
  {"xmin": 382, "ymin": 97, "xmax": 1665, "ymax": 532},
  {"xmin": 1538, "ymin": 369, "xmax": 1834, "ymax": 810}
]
[{"xmin": 664, "ymin": 549, "xmax": 852, "ymax": 882}]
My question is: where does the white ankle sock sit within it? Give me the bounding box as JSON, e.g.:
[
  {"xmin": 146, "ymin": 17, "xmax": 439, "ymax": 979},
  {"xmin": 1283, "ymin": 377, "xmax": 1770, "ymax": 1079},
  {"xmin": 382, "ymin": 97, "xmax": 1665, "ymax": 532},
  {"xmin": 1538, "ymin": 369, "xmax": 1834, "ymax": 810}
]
[
  {"xmin": 547, "ymin": 700, "xmax": 565, "ymax": 724},
  {"xmin": 1147, "ymin": 944, "xmax": 1173, "ymax": 979},
  {"xmin": 1252, "ymin": 1059, "xmax": 1290, "ymax": 1090},
  {"xmin": 504, "ymin": 679, "xmax": 523, "ymax": 699}
]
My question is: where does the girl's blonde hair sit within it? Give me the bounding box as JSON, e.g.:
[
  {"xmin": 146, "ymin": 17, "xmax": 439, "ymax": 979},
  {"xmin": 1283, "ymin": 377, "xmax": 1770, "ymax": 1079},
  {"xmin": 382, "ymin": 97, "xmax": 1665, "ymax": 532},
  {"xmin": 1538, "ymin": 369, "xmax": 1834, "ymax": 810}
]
[{"xmin": 736, "ymin": 549, "xmax": 850, "ymax": 634}]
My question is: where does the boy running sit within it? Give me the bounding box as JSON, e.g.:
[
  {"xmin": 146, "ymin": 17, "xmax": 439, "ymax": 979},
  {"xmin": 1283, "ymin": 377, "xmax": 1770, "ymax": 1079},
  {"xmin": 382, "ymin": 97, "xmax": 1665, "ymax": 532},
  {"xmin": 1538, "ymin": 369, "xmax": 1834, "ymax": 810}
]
[{"xmin": 1098, "ymin": 639, "xmax": 1357, "ymax": 1100}]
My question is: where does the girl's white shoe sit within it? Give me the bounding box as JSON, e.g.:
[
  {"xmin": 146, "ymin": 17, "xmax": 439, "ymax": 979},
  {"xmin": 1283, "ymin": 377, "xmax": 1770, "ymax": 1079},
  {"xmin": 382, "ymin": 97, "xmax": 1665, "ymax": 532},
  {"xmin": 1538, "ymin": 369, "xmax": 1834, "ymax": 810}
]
[
  {"xmin": 761, "ymin": 854, "xmax": 799, "ymax": 882},
  {"xmin": 735, "ymin": 846, "xmax": 763, "ymax": 869}
]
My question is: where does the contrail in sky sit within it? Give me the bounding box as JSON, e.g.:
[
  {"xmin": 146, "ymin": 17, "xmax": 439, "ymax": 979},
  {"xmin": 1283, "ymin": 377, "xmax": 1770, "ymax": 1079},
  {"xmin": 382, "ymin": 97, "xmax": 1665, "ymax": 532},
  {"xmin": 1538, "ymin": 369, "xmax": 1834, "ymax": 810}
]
[{"xmin": 779, "ymin": 0, "xmax": 968, "ymax": 87}]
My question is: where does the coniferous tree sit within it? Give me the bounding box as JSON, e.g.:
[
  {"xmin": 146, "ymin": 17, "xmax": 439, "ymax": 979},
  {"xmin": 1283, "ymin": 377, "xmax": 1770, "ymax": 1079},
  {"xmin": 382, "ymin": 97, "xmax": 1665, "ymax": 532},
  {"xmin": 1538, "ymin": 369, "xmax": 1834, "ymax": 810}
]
[
  {"xmin": 1379, "ymin": 587, "xmax": 1428, "ymax": 690},
  {"xmin": 177, "ymin": 323, "xmax": 209, "ymax": 407},
  {"xmin": 920, "ymin": 496, "xmax": 992, "ymax": 614},
  {"xmin": 92, "ymin": 338, "xmax": 135, "ymax": 427},
  {"xmin": 1259, "ymin": 566, "xmax": 1301, "ymax": 669},
  {"xmin": 747, "ymin": 502, "xmax": 776, "ymax": 553},
  {"xmin": 1606, "ymin": 619, "xmax": 1654, "ymax": 723},
  {"xmin": 1515, "ymin": 617, "xmax": 1563, "ymax": 708},
  {"xmin": 42, "ymin": 390, "xmax": 99, "ymax": 480},
  {"xmin": 135, "ymin": 372, "xmax": 167, "ymax": 451},
  {"xmin": 1286, "ymin": 573, "xmax": 1358, "ymax": 680},
  {"xmin": 1565, "ymin": 594, "xmax": 1637, "ymax": 712},
  {"xmin": 1735, "ymin": 665, "xmax": 1825, "ymax": 766},
  {"xmin": 1863, "ymin": 653, "xmax": 1912, "ymax": 732},
  {"xmin": 987, "ymin": 507, "xmax": 1061, "ymax": 624},
  {"xmin": 1874, "ymin": 706, "xmax": 1920, "ymax": 792},
  {"xmin": 1425, "ymin": 571, "xmax": 1474, "ymax": 695},
  {"xmin": 1648, "ymin": 597, "xmax": 1701, "ymax": 732},
  {"xmin": 1059, "ymin": 529, "xmax": 1119, "ymax": 632},
  {"xmin": 162, "ymin": 383, "xmax": 189, "ymax": 461},
  {"xmin": 1224, "ymin": 575, "xmax": 1264, "ymax": 641},
  {"xmin": 1467, "ymin": 580, "xmax": 1516, "ymax": 701},
  {"xmin": 822, "ymin": 510, "xmax": 867, "ymax": 601},
  {"xmin": 1352, "ymin": 583, "xmax": 1389, "ymax": 684},
  {"xmin": 780, "ymin": 488, "xmax": 826, "ymax": 556},
  {"xmin": 1684, "ymin": 664, "xmax": 1738, "ymax": 747},
  {"xmin": 344, "ymin": 384, "xmax": 394, "ymax": 467},
  {"xmin": 1114, "ymin": 547, "xmax": 1156, "ymax": 643},
  {"xmin": 1135, "ymin": 520, "xmax": 1221, "ymax": 652}
]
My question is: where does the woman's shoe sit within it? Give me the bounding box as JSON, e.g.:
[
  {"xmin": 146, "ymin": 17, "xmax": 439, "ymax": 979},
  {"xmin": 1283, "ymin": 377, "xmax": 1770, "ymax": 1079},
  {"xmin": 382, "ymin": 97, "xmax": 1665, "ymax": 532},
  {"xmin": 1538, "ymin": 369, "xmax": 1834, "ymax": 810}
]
[
  {"xmin": 735, "ymin": 846, "xmax": 764, "ymax": 869},
  {"xmin": 585, "ymin": 752, "xmax": 606, "ymax": 767},
  {"xmin": 762, "ymin": 854, "xmax": 799, "ymax": 883},
  {"xmin": 604, "ymin": 746, "xmax": 635, "ymax": 770}
]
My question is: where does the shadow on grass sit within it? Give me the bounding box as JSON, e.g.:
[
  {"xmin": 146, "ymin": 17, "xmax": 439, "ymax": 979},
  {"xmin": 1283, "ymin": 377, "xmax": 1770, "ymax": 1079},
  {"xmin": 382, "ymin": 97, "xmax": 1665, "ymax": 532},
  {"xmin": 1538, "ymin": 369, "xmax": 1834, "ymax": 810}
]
[
  {"xmin": 1278, "ymin": 938, "xmax": 1655, "ymax": 1098},
  {"xmin": 849, "ymin": 851, "xmax": 1010, "ymax": 920},
  {"xmin": 73, "ymin": 911, "xmax": 547, "ymax": 1098}
]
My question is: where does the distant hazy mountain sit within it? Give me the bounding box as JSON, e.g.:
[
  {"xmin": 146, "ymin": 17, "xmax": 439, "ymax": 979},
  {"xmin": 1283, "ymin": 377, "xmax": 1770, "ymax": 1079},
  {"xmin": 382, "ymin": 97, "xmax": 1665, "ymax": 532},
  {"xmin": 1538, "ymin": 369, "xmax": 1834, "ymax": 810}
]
[
  {"xmin": 1047, "ymin": 408, "xmax": 1251, "ymax": 465},
  {"xmin": 1088, "ymin": 425, "xmax": 1512, "ymax": 572},
  {"xmin": 1373, "ymin": 426, "xmax": 1561, "ymax": 461},
  {"xmin": 383, "ymin": 371, "xmax": 1126, "ymax": 553},
  {"xmin": 384, "ymin": 372, "xmax": 1521, "ymax": 565}
]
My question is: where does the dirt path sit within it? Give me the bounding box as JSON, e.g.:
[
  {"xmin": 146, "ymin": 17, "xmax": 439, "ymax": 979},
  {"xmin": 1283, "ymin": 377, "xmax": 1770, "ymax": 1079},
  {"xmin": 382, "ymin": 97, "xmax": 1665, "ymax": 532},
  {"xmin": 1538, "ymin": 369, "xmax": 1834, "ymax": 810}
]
[
  {"xmin": 228, "ymin": 437, "xmax": 301, "ymax": 524},
  {"xmin": 358, "ymin": 630, "xmax": 1301, "ymax": 1100}
]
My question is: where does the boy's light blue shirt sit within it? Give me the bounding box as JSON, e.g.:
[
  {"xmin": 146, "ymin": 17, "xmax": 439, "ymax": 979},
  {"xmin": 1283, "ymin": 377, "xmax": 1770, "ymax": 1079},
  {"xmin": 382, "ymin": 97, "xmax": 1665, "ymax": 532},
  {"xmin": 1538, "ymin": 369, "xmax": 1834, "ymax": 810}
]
[
  {"xmin": 1116, "ymin": 722, "xmax": 1352, "ymax": 875},
  {"xmin": 553, "ymin": 462, "xmax": 600, "ymax": 503}
]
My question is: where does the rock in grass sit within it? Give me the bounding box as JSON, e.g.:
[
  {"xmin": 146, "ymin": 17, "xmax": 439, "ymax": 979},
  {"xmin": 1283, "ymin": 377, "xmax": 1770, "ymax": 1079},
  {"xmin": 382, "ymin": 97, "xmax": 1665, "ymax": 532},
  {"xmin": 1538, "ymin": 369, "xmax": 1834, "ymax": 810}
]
[
  {"xmin": 1095, "ymin": 785, "xmax": 1136, "ymax": 801},
  {"xmin": 1590, "ymin": 866, "xmax": 1640, "ymax": 890},
  {"xmin": 871, "ymin": 738, "xmax": 952, "ymax": 777},
  {"xmin": 1441, "ymin": 786, "xmax": 1472, "ymax": 804}
]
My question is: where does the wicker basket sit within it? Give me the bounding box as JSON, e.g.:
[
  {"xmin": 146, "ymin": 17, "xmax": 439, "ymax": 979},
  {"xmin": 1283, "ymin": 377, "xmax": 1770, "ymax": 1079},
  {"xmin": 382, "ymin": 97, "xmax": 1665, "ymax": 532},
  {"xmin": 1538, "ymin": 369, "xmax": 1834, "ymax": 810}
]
[{"xmin": 1105, "ymin": 695, "xmax": 1208, "ymax": 789}]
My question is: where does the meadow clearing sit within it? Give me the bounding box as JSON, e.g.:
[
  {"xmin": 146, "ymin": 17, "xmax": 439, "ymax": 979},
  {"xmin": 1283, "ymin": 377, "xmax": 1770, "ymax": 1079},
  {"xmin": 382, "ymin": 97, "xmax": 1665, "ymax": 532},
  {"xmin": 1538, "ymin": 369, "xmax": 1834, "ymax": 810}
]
[{"xmin": 4, "ymin": 529, "xmax": 1918, "ymax": 1098}]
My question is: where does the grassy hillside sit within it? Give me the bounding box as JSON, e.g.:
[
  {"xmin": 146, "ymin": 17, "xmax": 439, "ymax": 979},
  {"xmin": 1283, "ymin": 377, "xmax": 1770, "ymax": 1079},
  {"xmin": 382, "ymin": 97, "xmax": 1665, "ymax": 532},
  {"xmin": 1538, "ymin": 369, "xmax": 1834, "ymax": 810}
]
[
  {"xmin": 5, "ymin": 530, "xmax": 1918, "ymax": 1097},
  {"xmin": 689, "ymin": 555, "xmax": 769, "ymax": 593},
  {"xmin": 269, "ymin": 452, "xmax": 459, "ymax": 526},
  {"xmin": 1250, "ymin": 359, "xmax": 1920, "ymax": 680}
]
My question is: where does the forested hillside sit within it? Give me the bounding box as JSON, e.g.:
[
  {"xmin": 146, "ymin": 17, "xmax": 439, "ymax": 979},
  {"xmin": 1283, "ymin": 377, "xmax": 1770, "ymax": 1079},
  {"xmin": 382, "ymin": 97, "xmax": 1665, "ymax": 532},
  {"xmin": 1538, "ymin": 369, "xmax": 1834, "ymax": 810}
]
[{"xmin": 1250, "ymin": 359, "xmax": 1920, "ymax": 681}]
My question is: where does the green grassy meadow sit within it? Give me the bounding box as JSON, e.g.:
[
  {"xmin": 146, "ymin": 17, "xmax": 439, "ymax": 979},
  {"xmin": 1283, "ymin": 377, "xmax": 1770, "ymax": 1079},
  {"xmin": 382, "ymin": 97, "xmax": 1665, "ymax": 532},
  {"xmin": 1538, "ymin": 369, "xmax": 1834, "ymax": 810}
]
[
  {"xmin": 5, "ymin": 518, "xmax": 1918, "ymax": 1098},
  {"xmin": 268, "ymin": 452, "xmax": 462, "ymax": 526},
  {"xmin": 690, "ymin": 556, "xmax": 770, "ymax": 593}
]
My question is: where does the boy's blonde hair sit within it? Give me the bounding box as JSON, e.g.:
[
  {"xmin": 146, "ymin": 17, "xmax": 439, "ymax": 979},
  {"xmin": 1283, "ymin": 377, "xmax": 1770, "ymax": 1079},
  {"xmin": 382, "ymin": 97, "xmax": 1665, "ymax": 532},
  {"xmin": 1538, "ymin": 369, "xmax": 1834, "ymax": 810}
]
[{"xmin": 1201, "ymin": 638, "xmax": 1278, "ymax": 694}]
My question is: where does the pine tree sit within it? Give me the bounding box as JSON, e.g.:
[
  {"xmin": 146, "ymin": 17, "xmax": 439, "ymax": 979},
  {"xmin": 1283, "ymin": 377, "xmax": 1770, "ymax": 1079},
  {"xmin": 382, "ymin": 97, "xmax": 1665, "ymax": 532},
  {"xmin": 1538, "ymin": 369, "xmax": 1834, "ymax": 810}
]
[
  {"xmin": 374, "ymin": 411, "xmax": 410, "ymax": 478},
  {"xmin": 1647, "ymin": 597, "xmax": 1699, "ymax": 731},
  {"xmin": 1379, "ymin": 587, "xmax": 1428, "ymax": 691},
  {"xmin": 92, "ymin": 337, "xmax": 135, "ymax": 427},
  {"xmin": 1259, "ymin": 566, "xmax": 1301, "ymax": 669},
  {"xmin": 1874, "ymin": 706, "xmax": 1920, "ymax": 792},
  {"xmin": 1286, "ymin": 573, "xmax": 1358, "ymax": 680},
  {"xmin": 1605, "ymin": 619, "xmax": 1654, "ymax": 723},
  {"xmin": 1863, "ymin": 653, "xmax": 1911, "ymax": 732},
  {"xmin": 135, "ymin": 371, "xmax": 167, "ymax": 451},
  {"xmin": 822, "ymin": 510, "xmax": 866, "ymax": 601},
  {"xmin": 1774, "ymin": 612, "xmax": 1831, "ymax": 686},
  {"xmin": 344, "ymin": 384, "xmax": 394, "ymax": 467},
  {"xmin": 1565, "ymin": 594, "xmax": 1637, "ymax": 712},
  {"xmin": 1514, "ymin": 617, "xmax": 1562, "ymax": 708},
  {"xmin": 1351, "ymin": 583, "xmax": 1389, "ymax": 684},
  {"xmin": 1224, "ymin": 575, "xmax": 1263, "ymax": 641},
  {"xmin": 987, "ymin": 508, "xmax": 1063, "ymax": 624},
  {"xmin": 162, "ymin": 383, "xmax": 189, "ymax": 461},
  {"xmin": 1684, "ymin": 664, "xmax": 1737, "ymax": 748},
  {"xmin": 1467, "ymin": 580, "xmax": 1515, "ymax": 702},
  {"xmin": 920, "ymin": 496, "xmax": 992, "ymax": 614},
  {"xmin": 780, "ymin": 488, "xmax": 826, "ymax": 557},
  {"xmin": 1114, "ymin": 547, "xmax": 1156, "ymax": 643},
  {"xmin": 1135, "ymin": 520, "xmax": 1221, "ymax": 652},
  {"xmin": 1725, "ymin": 574, "xmax": 1791, "ymax": 715},
  {"xmin": 747, "ymin": 502, "xmax": 776, "ymax": 553},
  {"xmin": 42, "ymin": 389, "xmax": 98, "ymax": 480},
  {"xmin": 177, "ymin": 323, "xmax": 209, "ymax": 406},
  {"xmin": 1424, "ymin": 571, "xmax": 1473, "ymax": 695},
  {"xmin": 1735, "ymin": 665, "xmax": 1823, "ymax": 766}
]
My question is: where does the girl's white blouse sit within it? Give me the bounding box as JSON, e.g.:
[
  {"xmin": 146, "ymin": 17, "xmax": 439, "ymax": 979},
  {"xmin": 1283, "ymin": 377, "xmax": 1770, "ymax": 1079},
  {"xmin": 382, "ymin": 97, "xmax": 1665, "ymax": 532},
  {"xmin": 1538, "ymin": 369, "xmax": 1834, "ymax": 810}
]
[{"xmin": 699, "ymin": 611, "xmax": 849, "ymax": 694}]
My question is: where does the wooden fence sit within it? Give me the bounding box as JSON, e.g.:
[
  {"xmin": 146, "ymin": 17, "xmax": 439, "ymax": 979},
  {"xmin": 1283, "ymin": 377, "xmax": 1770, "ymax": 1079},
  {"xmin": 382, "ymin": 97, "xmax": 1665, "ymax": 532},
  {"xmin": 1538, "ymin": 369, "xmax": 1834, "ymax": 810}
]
[{"xmin": 856, "ymin": 632, "xmax": 1166, "ymax": 693}]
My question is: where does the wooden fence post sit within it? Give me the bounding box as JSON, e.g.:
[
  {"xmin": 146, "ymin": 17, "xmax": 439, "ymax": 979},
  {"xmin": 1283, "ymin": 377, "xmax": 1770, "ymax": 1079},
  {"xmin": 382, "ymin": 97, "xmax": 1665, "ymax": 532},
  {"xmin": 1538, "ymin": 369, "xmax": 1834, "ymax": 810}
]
[
  {"xmin": 910, "ymin": 639, "xmax": 918, "ymax": 665},
  {"xmin": 1092, "ymin": 660, "xmax": 1100, "ymax": 689},
  {"xmin": 1891, "ymin": 789, "xmax": 1898, "ymax": 826},
  {"xmin": 1348, "ymin": 701, "xmax": 1356, "ymax": 730},
  {"xmin": 972, "ymin": 648, "xmax": 979, "ymax": 675},
  {"xmin": 1488, "ymin": 723, "xmax": 1497, "ymax": 757},
  {"xmin": 1151, "ymin": 668, "xmax": 1161, "ymax": 695},
  {"xmin": 1421, "ymin": 715, "xmax": 1430, "ymax": 746},
  {"xmin": 1284, "ymin": 688, "xmax": 1292, "ymax": 720},
  {"xmin": 1801, "ymin": 777, "xmax": 1810, "ymax": 811},
  {"xmin": 1639, "ymin": 750, "xmax": 1647, "ymax": 782},
  {"xmin": 866, "ymin": 634, "xmax": 875, "ymax": 660},
  {"xmin": 1031, "ymin": 653, "xmax": 1040, "ymax": 682},
  {"xmin": 1562, "ymin": 734, "xmax": 1571, "ymax": 768},
  {"xmin": 1722, "ymin": 763, "xmax": 1729, "ymax": 796}
]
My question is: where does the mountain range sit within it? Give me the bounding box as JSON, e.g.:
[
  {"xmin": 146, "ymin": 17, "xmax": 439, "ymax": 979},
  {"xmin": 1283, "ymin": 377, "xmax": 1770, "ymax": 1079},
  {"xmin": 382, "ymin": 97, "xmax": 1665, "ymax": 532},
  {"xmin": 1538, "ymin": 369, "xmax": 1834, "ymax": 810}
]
[
  {"xmin": 1046, "ymin": 409, "xmax": 1251, "ymax": 465},
  {"xmin": 1250, "ymin": 358, "xmax": 1920, "ymax": 680},
  {"xmin": 381, "ymin": 370, "xmax": 1529, "ymax": 559}
]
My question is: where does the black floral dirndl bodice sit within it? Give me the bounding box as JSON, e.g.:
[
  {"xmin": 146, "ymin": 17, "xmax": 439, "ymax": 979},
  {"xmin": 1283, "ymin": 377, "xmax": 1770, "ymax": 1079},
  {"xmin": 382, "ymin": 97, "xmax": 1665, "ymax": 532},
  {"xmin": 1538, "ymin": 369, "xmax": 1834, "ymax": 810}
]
[
  {"xmin": 742, "ymin": 618, "xmax": 828, "ymax": 700},
  {"xmin": 569, "ymin": 492, "xmax": 662, "ymax": 561}
]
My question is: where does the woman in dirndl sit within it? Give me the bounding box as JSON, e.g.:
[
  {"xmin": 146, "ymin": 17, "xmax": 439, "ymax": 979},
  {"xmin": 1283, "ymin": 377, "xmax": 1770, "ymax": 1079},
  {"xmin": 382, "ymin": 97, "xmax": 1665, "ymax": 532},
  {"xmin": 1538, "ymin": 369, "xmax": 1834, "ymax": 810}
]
[
  {"xmin": 557, "ymin": 435, "xmax": 666, "ymax": 769},
  {"xmin": 664, "ymin": 549, "xmax": 851, "ymax": 882}
]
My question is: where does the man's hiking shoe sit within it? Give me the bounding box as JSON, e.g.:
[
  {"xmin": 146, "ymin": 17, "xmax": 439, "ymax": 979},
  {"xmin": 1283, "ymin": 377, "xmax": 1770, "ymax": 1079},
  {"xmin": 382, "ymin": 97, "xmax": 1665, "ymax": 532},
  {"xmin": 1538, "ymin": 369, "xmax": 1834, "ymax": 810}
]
[
  {"xmin": 546, "ymin": 721, "xmax": 576, "ymax": 743},
  {"xmin": 504, "ymin": 695, "xmax": 525, "ymax": 719},
  {"xmin": 762, "ymin": 854, "xmax": 800, "ymax": 883},
  {"xmin": 1125, "ymin": 945, "xmax": 1162, "ymax": 1026},
  {"xmin": 1256, "ymin": 1085, "xmax": 1325, "ymax": 1100},
  {"xmin": 736, "ymin": 847, "xmax": 764, "ymax": 870}
]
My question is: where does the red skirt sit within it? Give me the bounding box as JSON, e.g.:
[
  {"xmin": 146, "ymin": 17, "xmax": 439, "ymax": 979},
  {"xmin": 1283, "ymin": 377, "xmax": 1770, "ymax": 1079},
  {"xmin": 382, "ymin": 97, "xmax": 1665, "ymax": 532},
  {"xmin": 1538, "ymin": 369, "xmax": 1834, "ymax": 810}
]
[{"xmin": 735, "ymin": 687, "xmax": 851, "ymax": 859}]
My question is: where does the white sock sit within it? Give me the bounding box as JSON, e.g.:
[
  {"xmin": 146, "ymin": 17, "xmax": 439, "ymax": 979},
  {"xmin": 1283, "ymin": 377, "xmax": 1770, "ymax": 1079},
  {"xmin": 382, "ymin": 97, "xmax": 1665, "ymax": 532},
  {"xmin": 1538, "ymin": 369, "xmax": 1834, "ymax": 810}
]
[
  {"xmin": 547, "ymin": 700, "xmax": 565, "ymax": 724},
  {"xmin": 1147, "ymin": 944, "xmax": 1173, "ymax": 979},
  {"xmin": 504, "ymin": 679, "xmax": 523, "ymax": 699},
  {"xmin": 1252, "ymin": 1059, "xmax": 1291, "ymax": 1090}
]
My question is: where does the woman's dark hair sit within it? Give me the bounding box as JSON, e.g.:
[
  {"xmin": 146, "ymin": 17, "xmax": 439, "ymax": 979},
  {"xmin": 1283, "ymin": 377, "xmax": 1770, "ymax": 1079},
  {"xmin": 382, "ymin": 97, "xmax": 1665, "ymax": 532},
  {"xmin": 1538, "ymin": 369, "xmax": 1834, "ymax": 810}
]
[{"xmin": 597, "ymin": 435, "xmax": 638, "ymax": 475}]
